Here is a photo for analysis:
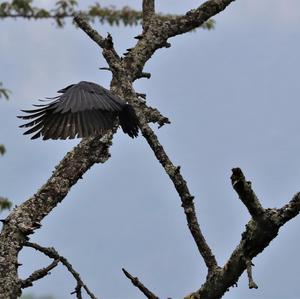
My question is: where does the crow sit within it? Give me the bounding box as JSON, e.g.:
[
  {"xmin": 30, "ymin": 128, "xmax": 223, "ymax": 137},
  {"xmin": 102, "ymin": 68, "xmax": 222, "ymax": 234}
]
[{"xmin": 18, "ymin": 81, "xmax": 139, "ymax": 140}]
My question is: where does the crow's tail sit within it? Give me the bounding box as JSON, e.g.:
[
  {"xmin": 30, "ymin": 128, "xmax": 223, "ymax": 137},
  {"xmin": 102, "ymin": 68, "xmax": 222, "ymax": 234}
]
[{"xmin": 119, "ymin": 104, "xmax": 139, "ymax": 138}]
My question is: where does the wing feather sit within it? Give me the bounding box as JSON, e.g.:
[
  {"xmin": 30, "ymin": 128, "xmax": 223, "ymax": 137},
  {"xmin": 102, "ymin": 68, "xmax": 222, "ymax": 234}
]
[{"xmin": 18, "ymin": 81, "xmax": 136, "ymax": 140}]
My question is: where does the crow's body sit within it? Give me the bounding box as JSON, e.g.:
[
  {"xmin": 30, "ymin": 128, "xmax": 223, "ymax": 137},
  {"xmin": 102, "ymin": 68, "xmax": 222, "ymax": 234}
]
[{"xmin": 18, "ymin": 81, "xmax": 139, "ymax": 139}]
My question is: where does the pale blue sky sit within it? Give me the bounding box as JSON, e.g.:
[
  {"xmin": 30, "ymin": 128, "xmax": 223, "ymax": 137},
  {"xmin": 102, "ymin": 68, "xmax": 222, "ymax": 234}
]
[{"xmin": 1, "ymin": 1, "xmax": 300, "ymax": 298}]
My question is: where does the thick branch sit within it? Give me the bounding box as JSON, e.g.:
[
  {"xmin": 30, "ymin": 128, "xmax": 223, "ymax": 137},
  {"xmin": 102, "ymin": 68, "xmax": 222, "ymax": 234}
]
[
  {"xmin": 122, "ymin": 268, "xmax": 159, "ymax": 299},
  {"xmin": 0, "ymin": 133, "xmax": 113, "ymax": 298},
  {"xmin": 25, "ymin": 242, "xmax": 97, "ymax": 299},
  {"xmin": 277, "ymin": 193, "xmax": 300, "ymax": 223},
  {"xmin": 231, "ymin": 168, "xmax": 265, "ymax": 218},
  {"xmin": 187, "ymin": 170, "xmax": 300, "ymax": 299},
  {"xmin": 166, "ymin": 0, "xmax": 235, "ymax": 37},
  {"xmin": 124, "ymin": 0, "xmax": 233, "ymax": 81},
  {"xmin": 20, "ymin": 260, "xmax": 59, "ymax": 289},
  {"xmin": 74, "ymin": 14, "xmax": 218, "ymax": 273}
]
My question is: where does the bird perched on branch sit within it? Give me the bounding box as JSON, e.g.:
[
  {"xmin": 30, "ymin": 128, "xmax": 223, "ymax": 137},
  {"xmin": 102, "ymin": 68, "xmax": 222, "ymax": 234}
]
[{"xmin": 18, "ymin": 81, "xmax": 139, "ymax": 140}]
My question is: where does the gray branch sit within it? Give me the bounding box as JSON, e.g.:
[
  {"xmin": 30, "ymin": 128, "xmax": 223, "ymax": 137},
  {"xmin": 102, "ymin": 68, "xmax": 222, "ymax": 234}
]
[
  {"xmin": 25, "ymin": 242, "xmax": 98, "ymax": 299},
  {"xmin": 277, "ymin": 192, "xmax": 300, "ymax": 223},
  {"xmin": 245, "ymin": 259, "xmax": 258, "ymax": 289},
  {"xmin": 122, "ymin": 268, "xmax": 159, "ymax": 299},
  {"xmin": 2, "ymin": 1, "xmax": 300, "ymax": 299},
  {"xmin": 142, "ymin": 0, "xmax": 155, "ymax": 31},
  {"xmin": 165, "ymin": 0, "xmax": 235, "ymax": 38},
  {"xmin": 74, "ymin": 14, "xmax": 218, "ymax": 272},
  {"xmin": 0, "ymin": 133, "xmax": 113, "ymax": 298},
  {"xmin": 123, "ymin": 0, "xmax": 235, "ymax": 81},
  {"xmin": 188, "ymin": 170, "xmax": 300, "ymax": 299},
  {"xmin": 231, "ymin": 168, "xmax": 265, "ymax": 218},
  {"xmin": 20, "ymin": 260, "xmax": 59, "ymax": 289}
]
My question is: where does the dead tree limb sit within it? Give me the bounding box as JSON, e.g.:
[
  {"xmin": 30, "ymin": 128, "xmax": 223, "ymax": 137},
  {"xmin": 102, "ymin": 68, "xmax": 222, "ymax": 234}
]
[
  {"xmin": 24, "ymin": 242, "xmax": 98, "ymax": 299},
  {"xmin": 122, "ymin": 268, "xmax": 159, "ymax": 299},
  {"xmin": 20, "ymin": 260, "xmax": 59, "ymax": 289}
]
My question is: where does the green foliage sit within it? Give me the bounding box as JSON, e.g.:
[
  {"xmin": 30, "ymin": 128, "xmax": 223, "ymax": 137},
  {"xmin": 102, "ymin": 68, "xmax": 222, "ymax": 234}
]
[
  {"xmin": 0, "ymin": 197, "xmax": 12, "ymax": 212},
  {"xmin": 0, "ymin": 82, "xmax": 10, "ymax": 100},
  {"xmin": 0, "ymin": 0, "xmax": 215, "ymax": 29}
]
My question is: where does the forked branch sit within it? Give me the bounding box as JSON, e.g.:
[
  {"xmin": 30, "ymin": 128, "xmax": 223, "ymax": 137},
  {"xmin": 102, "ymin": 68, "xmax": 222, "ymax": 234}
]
[
  {"xmin": 75, "ymin": 14, "xmax": 218, "ymax": 273},
  {"xmin": 25, "ymin": 242, "xmax": 98, "ymax": 299}
]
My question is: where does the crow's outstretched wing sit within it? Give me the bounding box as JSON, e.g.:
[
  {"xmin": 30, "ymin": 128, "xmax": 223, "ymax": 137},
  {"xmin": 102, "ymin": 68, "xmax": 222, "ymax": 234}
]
[{"xmin": 18, "ymin": 81, "xmax": 127, "ymax": 140}]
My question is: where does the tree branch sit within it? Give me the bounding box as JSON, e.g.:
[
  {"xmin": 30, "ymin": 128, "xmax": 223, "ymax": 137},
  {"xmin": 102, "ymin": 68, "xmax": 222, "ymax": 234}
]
[
  {"xmin": 165, "ymin": 0, "xmax": 235, "ymax": 38},
  {"xmin": 25, "ymin": 242, "xmax": 98, "ymax": 299},
  {"xmin": 138, "ymin": 112, "xmax": 218, "ymax": 271},
  {"xmin": 74, "ymin": 14, "xmax": 121, "ymax": 72},
  {"xmin": 122, "ymin": 268, "xmax": 159, "ymax": 299},
  {"xmin": 231, "ymin": 168, "xmax": 265, "ymax": 218},
  {"xmin": 0, "ymin": 2, "xmax": 214, "ymax": 30},
  {"xmin": 73, "ymin": 14, "xmax": 218, "ymax": 273},
  {"xmin": 0, "ymin": 133, "xmax": 113, "ymax": 298},
  {"xmin": 124, "ymin": 0, "xmax": 232, "ymax": 81},
  {"xmin": 277, "ymin": 192, "xmax": 300, "ymax": 223},
  {"xmin": 245, "ymin": 259, "xmax": 258, "ymax": 289},
  {"xmin": 187, "ymin": 169, "xmax": 300, "ymax": 299},
  {"xmin": 142, "ymin": 0, "xmax": 155, "ymax": 31},
  {"xmin": 20, "ymin": 260, "xmax": 59, "ymax": 289}
]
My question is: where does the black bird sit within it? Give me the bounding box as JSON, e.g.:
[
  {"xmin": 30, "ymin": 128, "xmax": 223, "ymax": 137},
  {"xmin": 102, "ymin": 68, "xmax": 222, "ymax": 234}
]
[{"xmin": 18, "ymin": 81, "xmax": 139, "ymax": 140}]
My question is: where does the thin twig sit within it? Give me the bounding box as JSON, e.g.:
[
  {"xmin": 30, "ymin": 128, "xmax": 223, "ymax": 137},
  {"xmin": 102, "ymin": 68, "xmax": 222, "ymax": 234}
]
[
  {"xmin": 231, "ymin": 168, "xmax": 265, "ymax": 218},
  {"xmin": 24, "ymin": 242, "xmax": 98, "ymax": 299},
  {"xmin": 122, "ymin": 268, "xmax": 159, "ymax": 299},
  {"xmin": 245, "ymin": 259, "xmax": 258, "ymax": 289},
  {"xmin": 21, "ymin": 260, "xmax": 59, "ymax": 288}
]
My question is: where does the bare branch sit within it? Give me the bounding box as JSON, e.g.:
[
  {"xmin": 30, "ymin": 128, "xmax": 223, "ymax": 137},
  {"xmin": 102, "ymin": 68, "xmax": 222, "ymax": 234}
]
[
  {"xmin": 73, "ymin": 15, "xmax": 218, "ymax": 273},
  {"xmin": 73, "ymin": 14, "xmax": 106, "ymax": 49},
  {"xmin": 188, "ymin": 176, "xmax": 300, "ymax": 298},
  {"xmin": 25, "ymin": 242, "xmax": 98, "ymax": 299},
  {"xmin": 165, "ymin": 0, "xmax": 235, "ymax": 38},
  {"xmin": 142, "ymin": 0, "xmax": 155, "ymax": 30},
  {"xmin": 231, "ymin": 168, "xmax": 265, "ymax": 218},
  {"xmin": 137, "ymin": 101, "xmax": 170, "ymax": 128},
  {"xmin": 74, "ymin": 14, "xmax": 121, "ymax": 70},
  {"xmin": 0, "ymin": 133, "xmax": 113, "ymax": 297},
  {"xmin": 20, "ymin": 260, "xmax": 59, "ymax": 289},
  {"xmin": 123, "ymin": 0, "xmax": 232, "ymax": 81},
  {"xmin": 122, "ymin": 268, "xmax": 159, "ymax": 299},
  {"xmin": 128, "ymin": 96, "xmax": 218, "ymax": 271},
  {"xmin": 277, "ymin": 192, "xmax": 300, "ymax": 223},
  {"xmin": 245, "ymin": 259, "xmax": 258, "ymax": 289}
]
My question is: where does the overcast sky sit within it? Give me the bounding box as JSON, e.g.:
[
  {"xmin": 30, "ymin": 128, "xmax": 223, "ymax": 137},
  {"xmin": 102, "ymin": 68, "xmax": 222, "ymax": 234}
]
[{"xmin": 1, "ymin": 1, "xmax": 300, "ymax": 298}]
